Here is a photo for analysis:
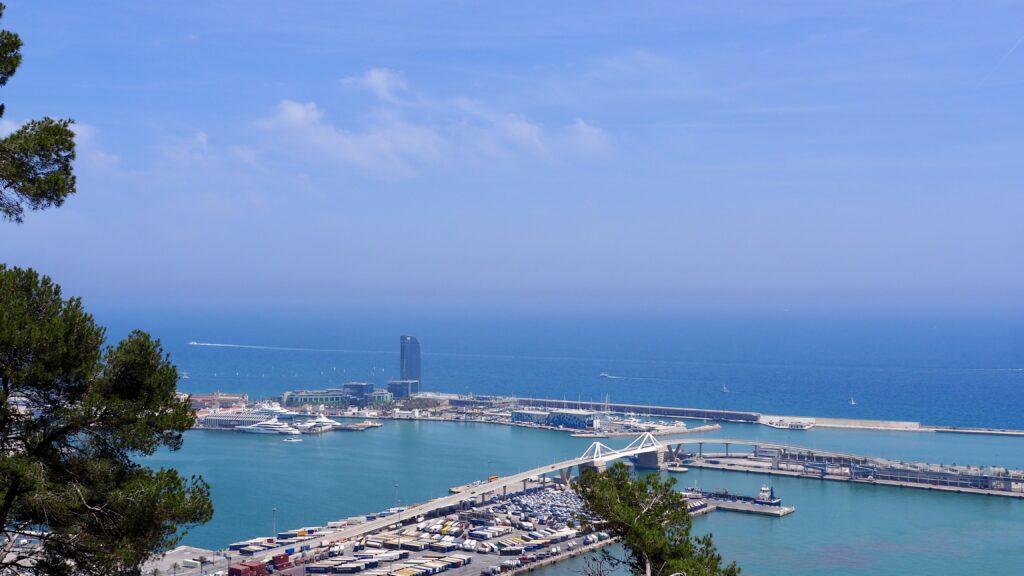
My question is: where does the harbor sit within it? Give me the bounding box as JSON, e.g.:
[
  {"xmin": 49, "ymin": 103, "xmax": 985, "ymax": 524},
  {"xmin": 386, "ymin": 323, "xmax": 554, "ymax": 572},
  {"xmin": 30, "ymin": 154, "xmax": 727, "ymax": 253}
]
[
  {"xmin": 144, "ymin": 416, "xmax": 1024, "ymax": 575},
  {"xmin": 145, "ymin": 426, "xmax": 1024, "ymax": 576},
  {"xmin": 146, "ymin": 460, "xmax": 783, "ymax": 576}
]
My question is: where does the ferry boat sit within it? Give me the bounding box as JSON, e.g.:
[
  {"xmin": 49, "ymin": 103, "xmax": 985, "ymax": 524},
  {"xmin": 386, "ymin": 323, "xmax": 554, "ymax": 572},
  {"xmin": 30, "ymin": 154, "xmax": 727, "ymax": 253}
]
[{"xmin": 237, "ymin": 417, "xmax": 301, "ymax": 435}]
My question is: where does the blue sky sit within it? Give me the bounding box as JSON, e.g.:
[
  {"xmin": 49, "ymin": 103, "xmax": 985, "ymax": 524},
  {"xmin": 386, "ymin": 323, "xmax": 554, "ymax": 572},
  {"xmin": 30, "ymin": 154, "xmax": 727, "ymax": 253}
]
[{"xmin": 1, "ymin": 1, "xmax": 1022, "ymax": 309}]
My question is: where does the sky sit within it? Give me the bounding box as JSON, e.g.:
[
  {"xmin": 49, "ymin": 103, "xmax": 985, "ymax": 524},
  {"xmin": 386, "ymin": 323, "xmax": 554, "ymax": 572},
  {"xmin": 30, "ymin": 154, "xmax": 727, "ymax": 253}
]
[{"xmin": 1, "ymin": 1, "xmax": 1022, "ymax": 310}]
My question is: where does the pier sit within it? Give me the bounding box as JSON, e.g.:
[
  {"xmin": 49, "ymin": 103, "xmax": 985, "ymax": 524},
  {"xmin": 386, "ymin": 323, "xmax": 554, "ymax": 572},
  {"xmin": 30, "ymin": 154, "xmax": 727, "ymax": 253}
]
[
  {"xmin": 510, "ymin": 396, "xmax": 1024, "ymax": 437},
  {"xmin": 703, "ymin": 500, "xmax": 795, "ymax": 517}
]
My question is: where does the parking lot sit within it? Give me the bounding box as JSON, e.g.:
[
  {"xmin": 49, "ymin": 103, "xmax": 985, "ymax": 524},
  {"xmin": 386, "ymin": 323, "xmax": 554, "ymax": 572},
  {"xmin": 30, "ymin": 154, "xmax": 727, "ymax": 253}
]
[{"xmin": 299, "ymin": 486, "xmax": 611, "ymax": 576}]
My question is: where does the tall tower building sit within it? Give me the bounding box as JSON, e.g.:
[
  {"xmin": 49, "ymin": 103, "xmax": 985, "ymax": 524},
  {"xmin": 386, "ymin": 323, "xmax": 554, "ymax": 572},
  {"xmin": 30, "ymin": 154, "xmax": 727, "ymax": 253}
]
[{"xmin": 400, "ymin": 335, "xmax": 421, "ymax": 391}]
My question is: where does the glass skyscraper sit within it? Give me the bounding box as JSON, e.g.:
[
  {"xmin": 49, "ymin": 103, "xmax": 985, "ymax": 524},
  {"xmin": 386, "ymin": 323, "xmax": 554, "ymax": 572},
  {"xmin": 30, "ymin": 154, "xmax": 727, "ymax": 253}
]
[{"xmin": 400, "ymin": 335, "xmax": 421, "ymax": 389}]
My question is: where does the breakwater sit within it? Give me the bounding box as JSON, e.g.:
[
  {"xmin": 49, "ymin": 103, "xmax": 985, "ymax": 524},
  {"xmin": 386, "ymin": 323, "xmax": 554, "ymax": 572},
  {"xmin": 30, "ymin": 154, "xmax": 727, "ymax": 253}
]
[{"xmin": 511, "ymin": 397, "xmax": 1024, "ymax": 437}]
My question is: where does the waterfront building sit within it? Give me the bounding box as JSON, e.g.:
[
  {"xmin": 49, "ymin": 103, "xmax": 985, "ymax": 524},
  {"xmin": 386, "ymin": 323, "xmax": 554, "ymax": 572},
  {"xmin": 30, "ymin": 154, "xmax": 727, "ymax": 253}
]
[
  {"xmin": 393, "ymin": 408, "xmax": 420, "ymax": 419},
  {"xmin": 400, "ymin": 335, "xmax": 422, "ymax": 384},
  {"xmin": 342, "ymin": 382, "xmax": 374, "ymax": 398},
  {"xmin": 511, "ymin": 409, "xmax": 552, "ymax": 425},
  {"xmin": 387, "ymin": 379, "xmax": 420, "ymax": 399},
  {"xmin": 549, "ymin": 409, "xmax": 601, "ymax": 429},
  {"xmin": 188, "ymin": 392, "xmax": 248, "ymax": 410},
  {"xmin": 511, "ymin": 408, "xmax": 601, "ymax": 429},
  {"xmin": 281, "ymin": 388, "xmax": 352, "ymax": 408},
  {"xmin": 367, "ymin": 389, "xmax": 394, "ymax": 405}
]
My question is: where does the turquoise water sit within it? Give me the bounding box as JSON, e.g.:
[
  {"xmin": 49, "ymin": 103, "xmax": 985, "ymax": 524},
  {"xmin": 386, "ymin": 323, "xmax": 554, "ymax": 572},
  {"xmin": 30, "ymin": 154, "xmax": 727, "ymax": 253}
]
[{"xmin": 146, "ymin": 420, "xmax": 1024, "ymax": 575}]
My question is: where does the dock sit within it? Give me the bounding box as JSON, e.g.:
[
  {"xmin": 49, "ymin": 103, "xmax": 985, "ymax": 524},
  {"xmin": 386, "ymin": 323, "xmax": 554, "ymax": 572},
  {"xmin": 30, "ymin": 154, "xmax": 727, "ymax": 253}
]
[
  {"xmin": 704, "ymin": 499, "xmax": 795, "ymax": 517},
  {"xmin": 683, "ymin": 455, "xmax": 1024, "ymax": 499}
]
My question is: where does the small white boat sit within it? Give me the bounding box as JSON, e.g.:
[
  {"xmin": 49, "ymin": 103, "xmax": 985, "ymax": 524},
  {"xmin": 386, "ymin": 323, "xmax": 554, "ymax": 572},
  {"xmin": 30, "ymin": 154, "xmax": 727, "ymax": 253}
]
[
  {"xmin": 850, "ymin": 397, "xmax": 857, "ymax": 406},
  {"xmin": 722, "ymin": 384, "xmax": 729, "ymax": 393},
  {"xmin": 283, "ymin": 437, "xmax": 302, "ymax": 443}
]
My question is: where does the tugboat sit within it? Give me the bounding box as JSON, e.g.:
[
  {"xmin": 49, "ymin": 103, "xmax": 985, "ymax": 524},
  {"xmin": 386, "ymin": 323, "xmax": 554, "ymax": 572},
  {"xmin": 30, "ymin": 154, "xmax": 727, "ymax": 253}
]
[{"xmin": 755, "ymin": 485, "xmax": 782, "ymax": 506}]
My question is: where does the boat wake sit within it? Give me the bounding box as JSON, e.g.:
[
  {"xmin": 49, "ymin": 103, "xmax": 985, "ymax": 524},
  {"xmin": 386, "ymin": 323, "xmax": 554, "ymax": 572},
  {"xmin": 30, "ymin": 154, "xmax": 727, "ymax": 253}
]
[
  {"xmin": 599, "ymin": 372, "xmax": 706, "ymax": 384},
  {"xmin": 187, "ymin": 341, "xmax": 388, "ymax": 354}
]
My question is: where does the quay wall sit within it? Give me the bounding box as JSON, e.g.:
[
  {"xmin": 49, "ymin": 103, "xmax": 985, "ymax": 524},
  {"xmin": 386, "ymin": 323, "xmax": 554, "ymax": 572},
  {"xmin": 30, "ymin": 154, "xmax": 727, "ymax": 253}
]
[
  {"xmin": 506, "ymin": 396, "xmax": 1024, "ymax": 437},
  {"xmin": 514, "ymin": 397, "xmax": 761, "ymax": 423},
  {"xmin": 814, "ymin": 417, "xmax": 922, "ymax": 431}
]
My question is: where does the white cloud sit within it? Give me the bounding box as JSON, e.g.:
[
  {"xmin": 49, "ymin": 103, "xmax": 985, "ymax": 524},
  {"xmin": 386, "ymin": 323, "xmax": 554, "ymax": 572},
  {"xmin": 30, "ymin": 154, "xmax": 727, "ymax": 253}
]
[
  {"xmin": 253, "ymin": 68, "xmax": 613, "ymax": 175},
  {"xmin": 340, "ymin": 67, "xmax": 408, "ymax": 102},
  {"xmin": 256, "ymin": 100, "xmax": 443, "ymax": 175}
]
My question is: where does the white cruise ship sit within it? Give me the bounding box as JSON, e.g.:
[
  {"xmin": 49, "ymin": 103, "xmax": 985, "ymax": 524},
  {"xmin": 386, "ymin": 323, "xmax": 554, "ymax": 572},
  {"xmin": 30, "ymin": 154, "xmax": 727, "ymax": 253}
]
[
  {"xmin": 296, "ymin": 413, "xmax": 341, "ymax": 434},
  {"xmin": 237, "ymin": 417, "xmax": 301, "ymax": 435}
]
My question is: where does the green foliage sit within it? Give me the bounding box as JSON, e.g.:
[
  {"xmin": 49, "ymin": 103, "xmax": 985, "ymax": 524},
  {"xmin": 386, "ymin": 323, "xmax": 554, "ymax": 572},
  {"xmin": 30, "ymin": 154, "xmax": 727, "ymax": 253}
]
[
  {"xmin": 1, "ymin": 265, "xmax": 213, "ymax": 575},
  {"xmin": 0, "ymin": 3, "xmax": 77, "ymax": 223},
  {"xmin": 576, "ymin": 463, "xmax": 739, "ymax": 576}
]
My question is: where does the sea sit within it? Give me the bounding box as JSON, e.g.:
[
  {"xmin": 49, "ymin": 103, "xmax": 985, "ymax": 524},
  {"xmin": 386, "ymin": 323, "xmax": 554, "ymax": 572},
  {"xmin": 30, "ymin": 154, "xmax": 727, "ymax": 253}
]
[{"xmin": 96, "ymin": 305, "xmax": 1024, "ymax": 575}]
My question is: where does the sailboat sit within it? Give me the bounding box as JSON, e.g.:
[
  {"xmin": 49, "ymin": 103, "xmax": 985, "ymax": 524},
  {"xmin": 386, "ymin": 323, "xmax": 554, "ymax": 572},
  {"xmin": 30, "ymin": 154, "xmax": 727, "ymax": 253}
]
[
  {"xmin": 722, "ymin": 384, "xmax": 729, "ymax": 394},
  {"xmin": 849, "ymin": 396, "xmax": 857, "ymax": 406}
]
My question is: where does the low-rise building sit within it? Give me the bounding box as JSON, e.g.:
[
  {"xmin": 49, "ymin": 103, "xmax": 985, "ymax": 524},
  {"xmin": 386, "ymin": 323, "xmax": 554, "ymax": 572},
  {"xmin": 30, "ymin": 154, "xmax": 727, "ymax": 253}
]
[
  {"xmin": 387, "ymin": 379, "xmax": 420, "ymax": 399},
  {"xmin": 511, "ymin": 409, "xmax": 552, "ymax": 426},
  {"xmin": 281, "ymin": 388, "xmax": 352, "ymax": 408},
  {"xmin": 511, "ymin": 408, "xmax": 601, "ymax": 429},
  {"xmin": 367, "ymin": 389, "xmax": 394, "ymax": 405},
  {"xmin": 549, "ymin": 409, "xmax": 601, "ymax": 429}
]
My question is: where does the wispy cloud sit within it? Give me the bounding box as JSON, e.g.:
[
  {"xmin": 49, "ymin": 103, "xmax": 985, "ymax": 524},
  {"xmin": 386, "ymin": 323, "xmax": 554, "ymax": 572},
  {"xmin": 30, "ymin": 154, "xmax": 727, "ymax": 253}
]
[
  {"xmin": 254, "ymin": 68, "xmax": 610, "ymax": 175},
  {"xmin": 256, "ymin": 100, "xmax": 444, "ymax": 176},
  {"xmin": 161, "ymin": 130, "xmax": 212, "ymax": 165},
  {"xmin": 340, "ymin": 67, "xmax": 409, "ymax": 103}
]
